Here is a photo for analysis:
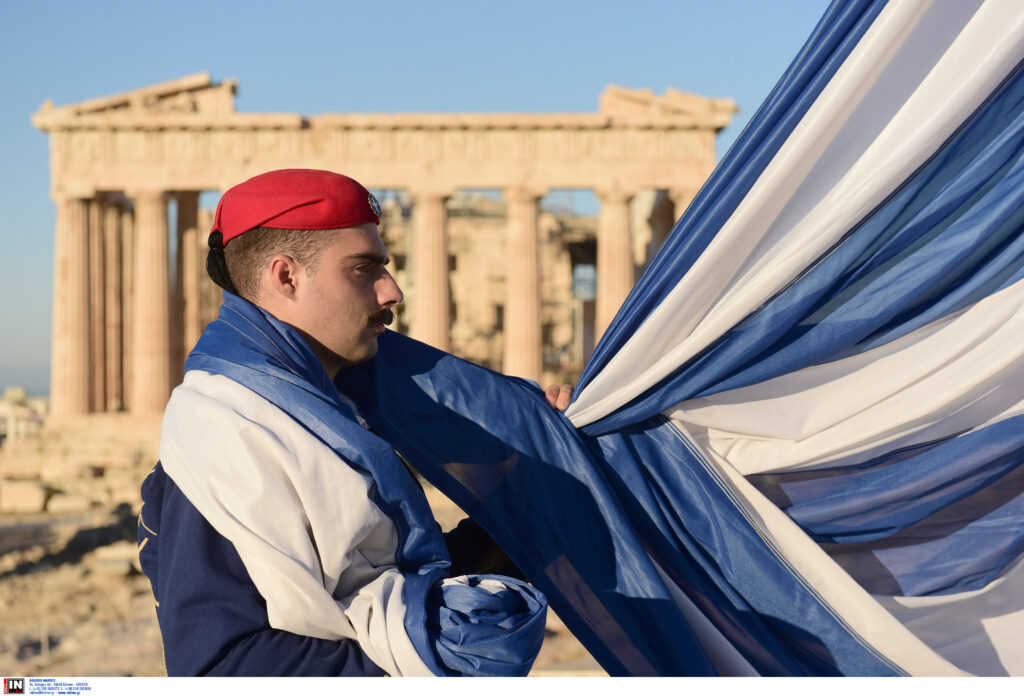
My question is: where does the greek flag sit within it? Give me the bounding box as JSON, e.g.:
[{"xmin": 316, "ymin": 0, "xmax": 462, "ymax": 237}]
[{"xmin": 345, "ymin": 0, "xmax": 1024, "ymax": 675}]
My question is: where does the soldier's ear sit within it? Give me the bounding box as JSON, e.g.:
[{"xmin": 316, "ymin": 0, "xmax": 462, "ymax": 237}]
[{"xmin": 266, "ymin": 254, "xmax": 302, "ymax": 300}]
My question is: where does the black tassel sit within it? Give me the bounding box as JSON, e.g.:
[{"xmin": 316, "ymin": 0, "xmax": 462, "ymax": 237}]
[{"xmin": 206, "ymin": 231, "xmax": 239, "ymax": 295}]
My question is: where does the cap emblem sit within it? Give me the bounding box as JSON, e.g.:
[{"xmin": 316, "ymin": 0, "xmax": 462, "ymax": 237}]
[{"xmin": 368, "ymin": 193, "xmax": 382, "ymax": 217}]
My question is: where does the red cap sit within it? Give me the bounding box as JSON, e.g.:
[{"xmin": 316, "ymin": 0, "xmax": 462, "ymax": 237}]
[{"xmin": 212, "ymin": 169, "xmax": 381, "ymax": 245}]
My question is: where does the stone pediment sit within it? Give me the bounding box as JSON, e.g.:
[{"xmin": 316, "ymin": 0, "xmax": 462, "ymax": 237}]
[
  {"xmin": 599, "ymin": 85, "xmax": 737, "ymax": 130},
  {"xmin": 34, "ymin": 74, "xmax": 736, "ymax": 133},
  {"xmin": 32, "ymin": 73, "xmax": 301, "ymax": 131}
]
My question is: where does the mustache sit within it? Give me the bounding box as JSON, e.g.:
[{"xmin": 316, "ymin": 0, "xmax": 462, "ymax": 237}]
[{"xmin": 369, "ymin": 308, "xmax": 395, "ymax": 326}]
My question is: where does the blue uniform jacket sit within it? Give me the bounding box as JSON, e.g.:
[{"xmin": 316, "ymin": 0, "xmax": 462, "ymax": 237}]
[{"xmin": 139, "ymin": 462, "xmax": 522, "ymax": 676}]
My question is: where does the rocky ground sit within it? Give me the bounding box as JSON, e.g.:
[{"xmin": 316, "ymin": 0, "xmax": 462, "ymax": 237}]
[
  {"xmin": 0, "ymin": 490, "xmax": 604, "ymax": 677},
  {"xmin": 0, "ymin": 506, "xmax": 165, "ymax": 676}
]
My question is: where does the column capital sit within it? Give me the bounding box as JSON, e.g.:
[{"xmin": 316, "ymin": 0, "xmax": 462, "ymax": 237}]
[
  {"xmin": 668, "ymin": 184, "xmax": 699, "ymax": 199},
  {"xmin": 126, "ymin": 189, "xmax": 168, "ymax": 204},
  {"xmin": 595, "ymin": 187, "xmax": 633, "ymax": 206},
  {"xmin": 49, "ymin": 189, "xmax": 94, "ymax": 204},
  {"xmin": 503, "ymin": 186, "xmax": 547, "ymax": 205},
  {"xmin": 408, "ymin": 188, "xmax": 453, "ymax": 204},
  {"xmin": 668, "ymin": 185, "xmax": 699, "ymax": 204}
]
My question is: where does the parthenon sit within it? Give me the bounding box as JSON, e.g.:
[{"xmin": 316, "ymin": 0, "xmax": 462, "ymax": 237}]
[{"xmin": 32, "ymin": 73, "xmax": 735, "ymax": 420}]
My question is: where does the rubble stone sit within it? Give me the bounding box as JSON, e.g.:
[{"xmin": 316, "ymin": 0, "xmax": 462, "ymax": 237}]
[
  {"xmin": 46, "ymin": 494, "xmax": 93, "ymax": 514},
  {"xmin": 0, "ymin": 480, "xmax": 48, "ymax": 513},
  {"xmin": 93, "ymin": 540, "xmax": 140, "ymax": 576}
]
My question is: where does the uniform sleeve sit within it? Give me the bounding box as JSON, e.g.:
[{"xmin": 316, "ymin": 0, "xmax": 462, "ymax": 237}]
[{"xmin": 138, "ymin": 464, "xmax": 387, "ymax": 677}]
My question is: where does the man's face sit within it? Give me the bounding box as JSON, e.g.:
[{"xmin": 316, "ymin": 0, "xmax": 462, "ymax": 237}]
[{"xmin": 289, "ymin": 223, "xmax": 403, "ymax": 373}]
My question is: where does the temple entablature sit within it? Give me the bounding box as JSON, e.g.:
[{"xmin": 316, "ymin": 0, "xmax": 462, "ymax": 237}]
[{"xmin": 34, "ymin": 75, "xmax": 735, "ymax": 196}]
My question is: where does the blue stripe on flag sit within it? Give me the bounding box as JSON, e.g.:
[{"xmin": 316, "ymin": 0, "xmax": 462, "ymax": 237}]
[
  {"xmin": 755, "ymin": 413, "xmax": 1024, "ymax": 547},
  {"xmin": 576, "ymin": 0, "xmax": 887, "ymax": 399},
  {"xmin": 822, "ymin": 459, "xmax": 1024, "ymax": 596},
  {"xmin": 582, "ymin": 55, "xmax": 1024, "ymax": 434}
]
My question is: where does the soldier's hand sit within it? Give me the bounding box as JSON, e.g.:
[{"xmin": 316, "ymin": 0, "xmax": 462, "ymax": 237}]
[{"xmin": 544, "ymin": 384, "xmax": 573, "ymax": 411}]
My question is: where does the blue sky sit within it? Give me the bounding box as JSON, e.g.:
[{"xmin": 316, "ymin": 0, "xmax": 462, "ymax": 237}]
[{"xmin": 0, "ymin": 0, "xmax": 829, "ymax": 396}]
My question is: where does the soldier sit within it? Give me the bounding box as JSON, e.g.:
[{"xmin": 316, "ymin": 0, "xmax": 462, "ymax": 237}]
[{"xmin": 138, "ymin": 169, "xmax": 566, "ymax": 676}]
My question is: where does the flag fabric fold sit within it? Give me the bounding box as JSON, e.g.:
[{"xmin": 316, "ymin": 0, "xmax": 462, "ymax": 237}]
[{"xmin": 344, "ymin": 0, "xmax": 1024, "ymax": 675}]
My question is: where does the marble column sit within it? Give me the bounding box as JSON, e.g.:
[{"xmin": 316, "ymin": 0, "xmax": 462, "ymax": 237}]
[
  {"xmin": 596, "ymin": 188, "xmax": 634, "ymax": 337},
  {"xmin": 195, "ymin": 206, "xmax": 221, "ymax": 329},
  {"xmin": 120, "ymin": 205, "xmax": 135, "ymax": 413},
  {"xmin": 411, "ymin": 191, "xmax": 451, "ymax": 351},
  {"xmin": 175, "ymin": 192, "xmax": 199, "ymax": 369},
  {"xmin": 49, "ymin": 195, "xmax": 91, "ymax": 417},
  {"xmin": 89, "ymin": 198, "xmax": 106, "ymax": 412},
  {"xmin": 103, "ymin": 199, "xmax": 123, "ymax": 411},
  {"xmin": 669, "ymin": 186, "xmax": 698, "ymax": 226},
  {"xmin": 130, "ymin": 190, "xmax": 172, "ymax": 415},
  {"xmin": 180, "ymin": 194, "xmax": 203, "ymax": 356},
  {"xmin": 503, "ymin": 188, "xmax": 543, "ymax": 381}
]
